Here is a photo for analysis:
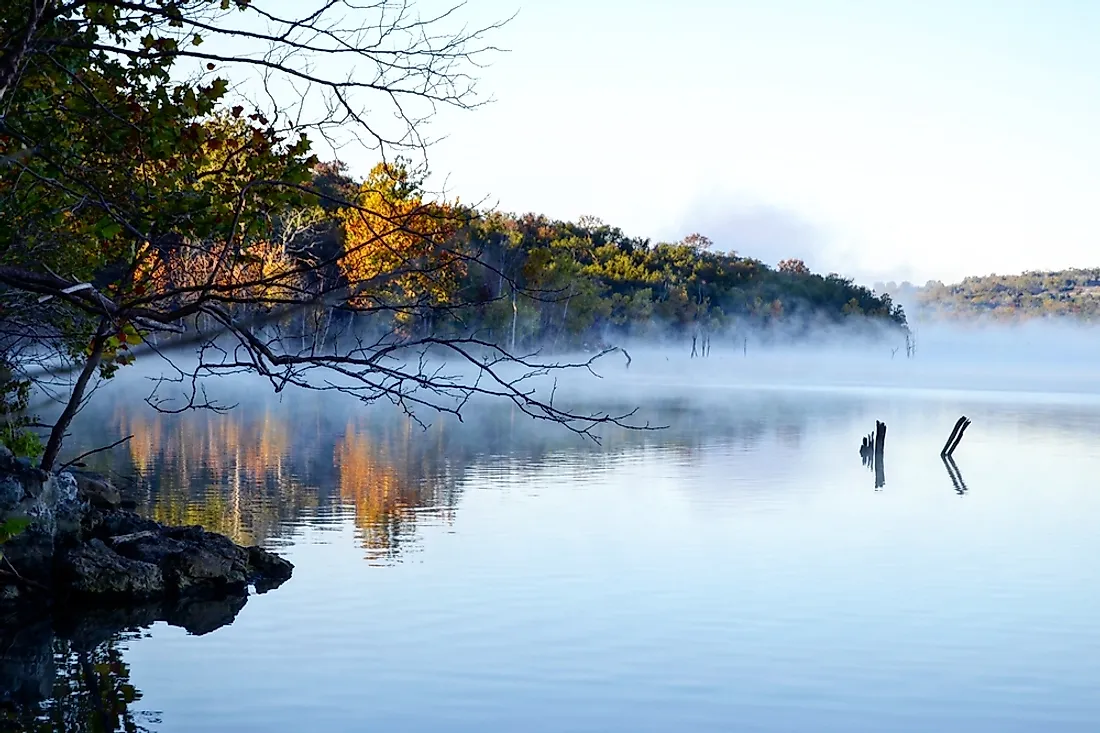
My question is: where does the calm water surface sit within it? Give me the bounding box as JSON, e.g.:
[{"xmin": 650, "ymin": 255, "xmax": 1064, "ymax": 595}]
[{"xmin": 9, "ymin": 361, "xmax": 1100, "ymax": 732}]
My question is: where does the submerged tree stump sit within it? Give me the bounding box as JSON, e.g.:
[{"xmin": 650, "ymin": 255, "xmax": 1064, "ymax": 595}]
[
  {"xmin": 940, "ymin": 416, "xmax": 971, "ymax": 457},
  {"xmin": 858, "ymin": 421, "xmax": 887, "ymax": 489}
]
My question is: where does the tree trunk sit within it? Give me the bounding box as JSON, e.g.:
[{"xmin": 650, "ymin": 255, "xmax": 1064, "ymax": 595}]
[
  {"xmin": 39, "ymin": 319, "xmax": 109, "ymax": 472},
  {"xmin": 510, "ymin": 290, "xmax": 518, "ymax": 352},
  {"xmin": 553, "ymin": 283, "xmax": 573, "ymax": 351},
  {"xmin": 0, "ymin": 0, "xmax": 49, "ymax": 107}
]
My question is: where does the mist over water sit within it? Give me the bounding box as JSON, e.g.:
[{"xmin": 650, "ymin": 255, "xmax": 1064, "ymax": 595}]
[
  {"xmin": 483, "ymin": 319, "xmax": 1100, "ymax": 412},
  {"xmin": 14, "ymin": 320, "xmax": 1100, "ymax": 731}
]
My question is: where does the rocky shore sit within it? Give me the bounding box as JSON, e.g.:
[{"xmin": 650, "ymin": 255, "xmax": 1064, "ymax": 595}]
[{"xmin": 0, "ymin": 446, "xmax": 294, "ymax": 620}]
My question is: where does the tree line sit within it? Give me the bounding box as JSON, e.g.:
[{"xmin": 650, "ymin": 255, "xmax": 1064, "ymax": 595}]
[
  {"xmin": 892, "ymin": 269, "xmax": 1100, "ymax": 320},
  {"xmin": 314, "ymin": 160, "xmax": 907, "ymax": 349}
]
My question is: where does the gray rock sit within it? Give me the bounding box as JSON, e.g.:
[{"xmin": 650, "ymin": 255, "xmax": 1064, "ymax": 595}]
[
  {"xmin": 54, "ymin": 472, "xmax": 78, "ymax": 502},
  {"xmin": 84, "ymin": 509, "xmax": 160, "ymax": 540},
  {"xmin": 107, "ymin": 522, "xmax": 259, "ymax": 596},
  {"xmin": 166, "ymin": 545, "xmax": 249, "ymax": 594},
  {"xmin": 0, "ymin": 461, "xmax": 294, "ymax": 612},
  {"xmin": 52, "ymin": 474, "xmax": 85, "ymax": 541},
  {"xmin": 2, "ymin": 525, "xmax": 55, "ymax": 583},
  {"xmin": 248, "ymin": 545, "xmax": 295, "ymax": 592},
  {"xmin": 59, "ymin": 539, "xmax": 165, "ymax": 599},
  {"xmin": 111, "ymin": 533, "xmax": 188, "ymax": 567},
  {"xmin": 0, "ymin": 462, "xmax": 90, "ymax": 586},
  {"xmin": 72, "ymin": 473, "xmax": 121, "ymax": 510},
  {"xmin": 0, "ymin": 474, "xmax": 23, "ymax": 512}
]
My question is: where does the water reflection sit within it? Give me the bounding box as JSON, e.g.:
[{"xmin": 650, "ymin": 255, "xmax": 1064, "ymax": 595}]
[
  {"xmin": 113, "ymin": 406, "xmax": 324, "ymax": 546},
  {"xmin": 942, "ymin": 454, "xmax": 969, "ymax": 495},
  {"xmin": 858, "ymin": 423, "xmax": 887, "ymax": 490},
  {"xmin": 58, "ymin": 384, "xmax": 870, "ymax": 560},
  {"xmin": 53, "ymin": 377, "xmax": 1100, "ymax": 560},
  {"xmin": 25, "ymin": 378, "xmax": 1100, "ymax": 732},
  {"xmin": 1, "ymin": 633, "xmax": 157, "ymax": 733},
  {"xmin": 0, "ymin": 594, "xmax": 250, "ymax": 732},
  {"xmin": 335, "ymin": 419, "xmax": 460, "ymax": 562}
]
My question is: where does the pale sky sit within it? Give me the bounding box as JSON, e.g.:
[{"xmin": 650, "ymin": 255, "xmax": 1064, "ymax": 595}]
[{"xmin": 298, "ymin": 1, "xmax": 1100, "ymax": 285}]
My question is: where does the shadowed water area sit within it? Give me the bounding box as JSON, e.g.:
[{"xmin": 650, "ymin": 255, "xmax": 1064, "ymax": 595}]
[{"xmin": 6, "ymin": 343, "xmax": 1100, "ymax": 731}]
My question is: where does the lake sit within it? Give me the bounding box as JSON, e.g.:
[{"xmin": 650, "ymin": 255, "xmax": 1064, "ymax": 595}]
[{"xmin": 7, "ymin": 343, "xmax": 1100, "ymax": 732}]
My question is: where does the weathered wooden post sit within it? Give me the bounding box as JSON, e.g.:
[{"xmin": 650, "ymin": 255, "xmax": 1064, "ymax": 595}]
[
  {"xmin": 940, "ymin": 416, "xmax": 971, "ymax": 458},
  {"xmin": 858, "ymin": 422, "xmax": 887, "ymax": 486},
  {"xmin": 873, "ymin": 420, "xmax": 886, "ymax": 488}
]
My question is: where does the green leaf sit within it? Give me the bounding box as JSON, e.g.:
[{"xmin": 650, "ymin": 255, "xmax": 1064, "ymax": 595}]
[
  {"xmin": 0, "ymin": 517, "xmax": 31, "ymax": 544},
  {"xmin": 97, "ymin": 219, "xmax": 123, "ymax": 239},
  {"xmin": 192, "ymin": 34, "xmax": 203, "ymax": 46}
]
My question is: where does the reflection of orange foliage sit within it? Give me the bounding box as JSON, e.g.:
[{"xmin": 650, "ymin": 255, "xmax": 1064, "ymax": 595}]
[
  {"xmin": 120, "ymin": 407, "xmax": 291, "ymax": 481},
  {"xmin": 96, "ymin": 400, "xmax": 457, "ymax": 556},
  {"xmin": 113, "ymin": 406, "xmax": 312, "ymax": 545},
  {"xmin": 334, "ymin": 422, "xmax": 422, "ymax": 556}
]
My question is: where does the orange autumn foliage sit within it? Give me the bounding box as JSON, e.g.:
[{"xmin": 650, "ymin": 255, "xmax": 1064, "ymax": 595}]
[
  {"xmin": 132, "ymin": 238, "xmax": 302, "ymax": 307},
  {"xmin": 337, "ymin": 162, "xmax": 466, "ymax": 307}
]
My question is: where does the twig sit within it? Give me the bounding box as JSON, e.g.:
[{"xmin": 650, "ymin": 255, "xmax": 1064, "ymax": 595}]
[
  {"xmin": 0, "ymin": 560, "xmax": 49, "ymax": 592},
  {"xmin": 59, "ymin": 434, "xmax": 135, "ymax": 471}
]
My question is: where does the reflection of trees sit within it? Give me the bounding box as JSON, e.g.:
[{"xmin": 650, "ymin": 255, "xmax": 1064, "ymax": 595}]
[
  {"xmin": 121, "ymin": 406, "xmax": 322, "ymax": 546},
  {"xmin": 55, "ymin": 377, "xmax": 874, "ymax": 558},
  {"xmin": 335, "ymin": 418, "xmax": 460, "ymax": 561},
  {"xmin": 1, "ymin": 625, "xmax": 155, "ymax": 732},
  {"xmin": 69, "ymin": 406, "xmax": 327, "ymax": 547},
  {"xmin": 26, "ymin": 635, "xmax": 157, "ymax": 732},
  {"xmin": 0, "ymin": 595, "xmax": 251, "ymax": 731}
]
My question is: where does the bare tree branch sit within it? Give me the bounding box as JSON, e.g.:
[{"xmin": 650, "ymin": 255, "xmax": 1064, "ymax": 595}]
[{"xmin": 58, "ymin": 433, "xmax": 134, "ymax": 471}]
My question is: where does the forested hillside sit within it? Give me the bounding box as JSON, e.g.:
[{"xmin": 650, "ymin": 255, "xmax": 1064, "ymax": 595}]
[
  {"xmin": 310, "ymin": 161, "xmax": 908, "ymax": 347},
  {"xmin": 878, "ymin": 270, "xmax": 1100, "ymax": 320}
]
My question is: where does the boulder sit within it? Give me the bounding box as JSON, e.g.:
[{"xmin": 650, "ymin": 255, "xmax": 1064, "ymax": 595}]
[
  {"xmin": 110, "ymin": 523, "xmax": 250, "ymax": 595},
  {"xmin": 166, "ymin": 544, "xmax": 249, "ymax": 595},
  {"xmin": 248, "ymin": 545, "xmax": 295, "ymax": 592},
  {"xmin": 85, "ymin": 508, "xmax": 161, "ymax": 540},
  {"xmin": 0, "ymin": 462, "xmax": 294, "ymax": 613},
  {"xmin": 0, "ymin": 460, "xmax": 84, "ymax": 584},
  {"xmin": 72, "ymin": 473, "xmax": 122, "ymax": 510},
  {"xmin": 68, "ymin": 512, "xmax": 292, "ymax": 599},
  {"xmin": 59, "ymin": 539, "xmax": 165, "ymax": 599}
]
